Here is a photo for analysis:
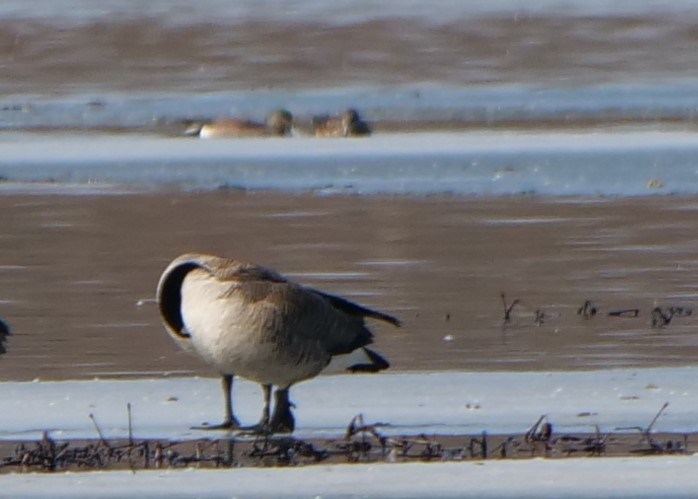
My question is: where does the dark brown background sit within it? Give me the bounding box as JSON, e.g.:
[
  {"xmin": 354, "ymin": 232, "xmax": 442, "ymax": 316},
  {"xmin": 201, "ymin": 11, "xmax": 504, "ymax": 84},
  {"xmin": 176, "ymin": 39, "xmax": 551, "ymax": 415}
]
[{"xmin": 1, "ymin": 192, "xmax": 697, "ymax": 381}]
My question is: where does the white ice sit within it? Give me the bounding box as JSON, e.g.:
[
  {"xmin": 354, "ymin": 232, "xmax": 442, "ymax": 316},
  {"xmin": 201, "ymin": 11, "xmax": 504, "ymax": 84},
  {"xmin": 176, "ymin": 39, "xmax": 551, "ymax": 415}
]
[
  {"xmin": 3, "ymin": 457, "xmax": 698, "ymax": 499},
  {"xmin": 1, "ymin": 368, "xmax": 698, "ymax": 497},
  {"xmin": 2, "ymin": 368, "xmax": 698, "ymax": 440},
  {"xmin": 1, "ymin": 0, "xmax": 695, "ymax": 27},
  {"xmin": 2, "ymin": 131, "xmax": 698, "ymax": 196}
]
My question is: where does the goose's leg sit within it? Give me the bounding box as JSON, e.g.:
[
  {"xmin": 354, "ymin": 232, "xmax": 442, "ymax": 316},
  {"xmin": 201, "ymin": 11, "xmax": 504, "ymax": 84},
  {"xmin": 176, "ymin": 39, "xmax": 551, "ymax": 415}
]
[
  {"xmin": 238, "ymin": 384, "xmax": 274, "ymax": 434},
  {"xmin": 268, "ymin": 387, "xmax": 295, "ymax": 434},
  {"xmin": 259, "ymin": 383, "xmax": 272, "ymax": 428},
  {"xmin": 193, "ymin": 374, "xmax": 241, "ymax": 430},
  {"xmin": 221, "ymin": 374, "xmax": 241, "ymax": 428}
]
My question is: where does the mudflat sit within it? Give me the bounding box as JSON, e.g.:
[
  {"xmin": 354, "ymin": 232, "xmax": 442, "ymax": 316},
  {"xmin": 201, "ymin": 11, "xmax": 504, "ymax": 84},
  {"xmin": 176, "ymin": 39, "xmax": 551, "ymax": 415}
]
[
  {"xmin": 0, "ymin": 430, "xmax": 689, "ymax": 473},
  {"xmin": 1, "ymin": 192, "xmax": 697, "ymax": 381}
]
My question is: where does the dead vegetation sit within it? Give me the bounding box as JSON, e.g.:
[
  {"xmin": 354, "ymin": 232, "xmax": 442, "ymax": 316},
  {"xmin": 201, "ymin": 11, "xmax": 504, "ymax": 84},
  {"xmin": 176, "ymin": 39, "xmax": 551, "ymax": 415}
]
[
  {"xmin": 499, "ymin": 292, "xmax": 692, "ymax": 329},
  {"xmin": 1, "ymin": 405, "xmax": 689, "ymax": 473}
]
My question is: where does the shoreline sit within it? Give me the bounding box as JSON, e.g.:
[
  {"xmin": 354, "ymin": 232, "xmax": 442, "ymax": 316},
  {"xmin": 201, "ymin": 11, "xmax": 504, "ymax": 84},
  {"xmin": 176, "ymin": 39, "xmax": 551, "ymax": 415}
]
[{"xmin": 1, "ymin": 430, "xmax": 692, "ymax": 473}]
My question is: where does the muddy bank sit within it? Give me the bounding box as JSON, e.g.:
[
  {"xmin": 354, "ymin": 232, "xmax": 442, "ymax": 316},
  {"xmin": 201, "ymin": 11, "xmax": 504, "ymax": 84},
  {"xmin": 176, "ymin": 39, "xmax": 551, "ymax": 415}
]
[{"xmin": 1, "ymin": 429, "xmax": 691, "ymax": 473}]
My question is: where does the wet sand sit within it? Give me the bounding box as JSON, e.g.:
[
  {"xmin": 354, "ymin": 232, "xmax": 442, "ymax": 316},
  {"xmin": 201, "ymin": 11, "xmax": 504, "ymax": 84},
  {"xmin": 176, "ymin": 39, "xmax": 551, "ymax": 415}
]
[{"xmin": 1, "ymin": 192, "xmax": 697, "ymax": 381}]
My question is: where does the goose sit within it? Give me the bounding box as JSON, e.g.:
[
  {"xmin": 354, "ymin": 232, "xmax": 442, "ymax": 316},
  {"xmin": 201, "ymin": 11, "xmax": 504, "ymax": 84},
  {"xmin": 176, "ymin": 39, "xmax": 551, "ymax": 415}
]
[
  {"xmin": 0, "ymin": 318, "xmax": 9, "ymax": 355},
  {"xmin": 156, "ymin": 253, "xmax": 399, "ymax": 433},
  {"xmin": 313, "ymin": 108, "xmax": 371, "ymax": 137},
  {"xmin": 184, "ymin": 110, "xmax": 293, "ymax": 139}
]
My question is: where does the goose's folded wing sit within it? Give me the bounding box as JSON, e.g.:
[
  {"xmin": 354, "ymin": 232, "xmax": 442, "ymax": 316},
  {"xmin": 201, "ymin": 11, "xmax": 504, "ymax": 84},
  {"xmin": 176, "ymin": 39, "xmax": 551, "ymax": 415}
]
[{"xmin": 312, "ymin": 289, "xmax": 401, "ymax": 327}]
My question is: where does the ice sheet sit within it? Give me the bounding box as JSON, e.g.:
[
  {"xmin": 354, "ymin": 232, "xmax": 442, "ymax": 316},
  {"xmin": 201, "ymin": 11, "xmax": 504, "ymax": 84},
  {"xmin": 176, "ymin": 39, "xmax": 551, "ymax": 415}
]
[
  {"xmin": 3, "ymin": 456, "xmax": 698, "ymax": 499},
  {"xmin": 1, "ymin": 131, "xmax": 698, "ymax": 196},
  {"xmin": 0, "ymin": 368, "xmax": 695, "ymax": 441},
  {"xmin": 2, "ymin": 368, "xmax": 698, "ymax": 497}
]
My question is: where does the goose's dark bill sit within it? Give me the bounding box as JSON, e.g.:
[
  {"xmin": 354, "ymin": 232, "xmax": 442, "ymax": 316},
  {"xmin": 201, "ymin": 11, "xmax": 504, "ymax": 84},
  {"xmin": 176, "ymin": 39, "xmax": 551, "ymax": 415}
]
[{"xmin": 156, "ymin": 253, "xmax": 400, "ymax": 434}]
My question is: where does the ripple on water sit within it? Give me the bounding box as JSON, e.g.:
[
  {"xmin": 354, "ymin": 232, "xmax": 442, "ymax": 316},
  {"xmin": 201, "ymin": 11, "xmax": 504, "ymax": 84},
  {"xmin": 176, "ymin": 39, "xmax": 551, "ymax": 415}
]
[
  {"xmin": 263, "ymin": 211, "xmax": 331, "ymax": 219},
  {"xmin": 0, "ymin": 265, "xmax": 27, "ymax": 271},
  {"xmin": 479, "ymin": 217, "xmax": 572, "ymax": 226},
  {"xmin": 357, "ymin": 259, "xmax": 425, "ymax": 267}
]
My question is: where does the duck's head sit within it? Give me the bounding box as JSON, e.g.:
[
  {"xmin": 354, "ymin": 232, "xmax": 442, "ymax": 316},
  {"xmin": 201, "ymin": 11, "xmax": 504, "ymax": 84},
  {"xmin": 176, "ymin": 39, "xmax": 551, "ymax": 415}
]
[
  {"xmin": 267, "ymin": 109, "xmax": 293, "ymax": 136},
  {"xmin": 341, "ymin": 109, "xmax": 361, "ymax": 128},
  {"xmin": 341, "ymin": 109, "xmax": 371, "ymax": 136}
]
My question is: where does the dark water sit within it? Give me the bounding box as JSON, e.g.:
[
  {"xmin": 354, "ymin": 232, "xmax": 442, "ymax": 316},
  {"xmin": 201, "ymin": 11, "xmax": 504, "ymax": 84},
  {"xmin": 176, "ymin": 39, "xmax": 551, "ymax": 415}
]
[
  {"xmin": 1, "ymin": 193, "xmax": 698, "ymax": 381},
  {"xmin": 1, "ymin": 2, "xmax": 698, "ymax": 195},
  {"xmin": 2, "ymin": 1, "xmax": 698, "ymax": 132},
  {"xmin": 1, "ymin": 1, "xmax": 698, "ymax": 381},
  {"xmin": 4, "ymin": 1, "xmax": 698, "ymax": 93}
]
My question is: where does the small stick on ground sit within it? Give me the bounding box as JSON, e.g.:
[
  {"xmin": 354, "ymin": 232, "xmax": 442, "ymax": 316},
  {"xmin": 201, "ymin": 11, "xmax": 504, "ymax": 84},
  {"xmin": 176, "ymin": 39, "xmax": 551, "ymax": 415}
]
[
  {"xmin": 577, "ymin": 300, "xmax": 597, "ymax": 319},
  {"xmin": 492, "ymin": 436, "xmax": 515, "ymax": 459},
  {"xmin": 607, "ymin": 308, "xmax": 640, "ymax": 317},
  {"xmin": 645, "ymin": 402, "xmax": 670, "ymax": 436},
  {"xmin": 224, "ymin": 438, "xmax": 234, "ymax": 467},
  {"xmin": 524, "ymin": 415, "xmax": 553, "ymax": 456},
  {"xmin": 651, "ymin": 307, "xmax": 673, "ymax": 328},
  {"xmin": 524, "ymin": 415, "xmax": 547, "ymax": 443},
  {"xmin": 127, "ymin": 403, "xmax": 133, "ymax": 447},
  {"xmin": 534, "ymin": 310, "xmax": 545, "ymax": 326},
  {"xmin": 468, "ymin": 431, "xmax": 488, "ymax": 459},
  {"xmin": 617, "ymin": 401, "xmax": 670, "ymax": 452},
  {"xmin": 617, "ymin": 401, "xmax": 670, "ymax": 435},
  {"xmin": 584, "ymin": 425, "xmax": 607, "ymax": 456},
  {"xmin": 501, "ymin": 292, "xmax": 520, "ymax": 324},
  {"xmin": 341, "ymin": 414, "xmax": 394, "ymax": 462},
  {"xmin": 88, "ymin": 413, "xmax": 111, "ymax": 448},
  {"xmin": 668, "ymin": 306, "xmax": 692, "ymax": 318}
]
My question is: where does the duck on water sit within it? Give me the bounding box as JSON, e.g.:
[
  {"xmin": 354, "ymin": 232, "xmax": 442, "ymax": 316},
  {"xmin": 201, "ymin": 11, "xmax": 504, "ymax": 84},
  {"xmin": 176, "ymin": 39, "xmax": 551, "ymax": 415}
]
[
  {"xmin": 312, "ymin": 108, "xmax": 371, "ymax": 137},
  {"xmin": 184, "ymin": 110, "xmax": 294, "ymax": 139},
  {"xmin": 156, "ymin": 253, "xmax": 400, "ymax": 434}
]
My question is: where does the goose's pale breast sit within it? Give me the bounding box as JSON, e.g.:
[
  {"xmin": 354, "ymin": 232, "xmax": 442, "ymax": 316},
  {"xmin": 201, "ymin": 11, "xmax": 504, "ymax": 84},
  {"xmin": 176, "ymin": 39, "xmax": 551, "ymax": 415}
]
[{"xmin": 180, "ymin": 269, "xmax": 330, "ymax": 386}]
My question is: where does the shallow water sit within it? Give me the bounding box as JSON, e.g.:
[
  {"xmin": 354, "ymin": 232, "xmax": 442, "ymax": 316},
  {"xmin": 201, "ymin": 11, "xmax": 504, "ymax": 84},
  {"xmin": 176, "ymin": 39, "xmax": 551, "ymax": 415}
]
[
  {"xmin": 1, "ymin": 1, "xmax": 698, "ymax": 382},
  {"xmin": 1, "ymin": 193, "xmax": 698, "ymax": 381},
  {"xmin": 2, "ymin": 0, "xmax": 698, "ymax": 133},
  {"xmin": 4, "ymin": 0, "xmax": 698, "ymax": 94},
  {"xmin": 1, "ymin": 2, "xmax": 698, "ymax": 197}
]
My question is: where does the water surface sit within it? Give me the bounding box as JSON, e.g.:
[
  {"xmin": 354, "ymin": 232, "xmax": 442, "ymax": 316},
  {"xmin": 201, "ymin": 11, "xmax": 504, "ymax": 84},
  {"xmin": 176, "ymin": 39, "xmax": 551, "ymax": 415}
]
[
  {"xmin": 1, "ymin": 194, "xmax": 698, "ymax": 381},
  {"xmin": 1, "ymin": 1, "xmax": 698, "ymax": 381}
]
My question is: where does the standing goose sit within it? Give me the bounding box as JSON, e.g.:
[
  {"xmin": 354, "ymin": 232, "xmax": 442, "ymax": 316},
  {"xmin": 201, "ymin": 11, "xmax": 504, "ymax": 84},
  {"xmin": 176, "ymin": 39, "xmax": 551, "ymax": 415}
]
[
  {"xmin": 157, "ymin": 253, "xmax": 400, "ymax": 433},
  {"xmin": 0, "ymin": 318, "xmax": 10, "ymax": 355}
]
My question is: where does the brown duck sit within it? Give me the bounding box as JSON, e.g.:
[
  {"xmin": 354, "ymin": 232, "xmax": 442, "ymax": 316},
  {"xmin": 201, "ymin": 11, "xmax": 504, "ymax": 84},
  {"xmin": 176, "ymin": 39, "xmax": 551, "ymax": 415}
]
[{"xmin": 184, "ymin": 110, "xmax": 293, "ymax": 138}]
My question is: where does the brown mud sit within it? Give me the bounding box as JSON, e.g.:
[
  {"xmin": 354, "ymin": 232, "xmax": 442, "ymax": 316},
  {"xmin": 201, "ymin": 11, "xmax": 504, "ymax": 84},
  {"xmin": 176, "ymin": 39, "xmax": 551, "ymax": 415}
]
[{"xmin": 1, "ymin": 428, "xmax": 690, "ymax": 473}]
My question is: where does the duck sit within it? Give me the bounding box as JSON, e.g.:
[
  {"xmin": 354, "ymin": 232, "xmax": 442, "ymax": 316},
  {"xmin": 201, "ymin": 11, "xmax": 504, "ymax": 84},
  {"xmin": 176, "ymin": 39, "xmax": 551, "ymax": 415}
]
[
  {"xmin": 184, "ymin": 110, "xmax": 293, "ymax": 139},
  {"xmin": 156, "ymin": 253, "xmax": 399, "ymax": 433},
  {"xmin": 313, "ymin": 108, "xmax": 371, "ymax": 137}
]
